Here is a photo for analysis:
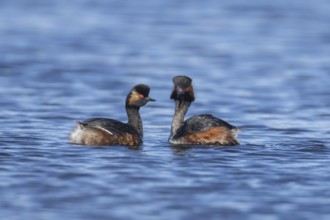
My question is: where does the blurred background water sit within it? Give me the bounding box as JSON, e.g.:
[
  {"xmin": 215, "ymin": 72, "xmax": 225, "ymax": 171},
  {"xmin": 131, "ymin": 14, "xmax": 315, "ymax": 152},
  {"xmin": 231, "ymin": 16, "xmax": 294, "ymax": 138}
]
[{"xmin": 0, "ymin": 0, "xmax": 330, "ymax": 219}]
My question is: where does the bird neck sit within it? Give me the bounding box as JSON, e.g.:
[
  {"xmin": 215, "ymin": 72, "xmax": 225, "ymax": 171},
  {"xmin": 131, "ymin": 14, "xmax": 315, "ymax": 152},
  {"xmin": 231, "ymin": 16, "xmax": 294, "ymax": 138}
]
[
  {"xmin": 170, "ymin": 101, "xmax": 191, "ymax": 139},
  {"xmin": 126, "ymin": 106, "xmax": 143, "ymax": 137}
]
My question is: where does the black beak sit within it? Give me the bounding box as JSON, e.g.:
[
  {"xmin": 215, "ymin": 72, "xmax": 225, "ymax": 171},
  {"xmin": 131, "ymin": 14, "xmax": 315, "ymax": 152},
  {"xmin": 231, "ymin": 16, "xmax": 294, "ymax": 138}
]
[
  {"xmin": 146, "ymin": 97, "xmax": 156, "ymax": 102},
  {"xmin": 176, "ymin": 88, "xmax": 185, "ymax": 101}
]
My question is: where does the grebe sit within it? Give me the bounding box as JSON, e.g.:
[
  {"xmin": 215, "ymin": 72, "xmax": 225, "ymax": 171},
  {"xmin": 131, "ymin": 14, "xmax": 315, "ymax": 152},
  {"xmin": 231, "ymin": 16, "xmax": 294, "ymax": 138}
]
[
  {"xmin": 69, "ymin": 84, "xmax": 155, "ymax": 146},
  {"xmin": 169, "ymin": 76, "xmax": 239, "ymax": 146}
]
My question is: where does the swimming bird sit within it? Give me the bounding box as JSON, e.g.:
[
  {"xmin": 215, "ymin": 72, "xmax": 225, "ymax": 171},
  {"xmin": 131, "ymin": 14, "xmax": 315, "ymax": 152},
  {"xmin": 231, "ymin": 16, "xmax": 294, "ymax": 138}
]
[
  {"xmin": 169, "ymin": 76, "xmax": 239, "ymax": 146},
  {"xmin": 69, "ymin": 84, "xmax": 155, "ymax": 146}
]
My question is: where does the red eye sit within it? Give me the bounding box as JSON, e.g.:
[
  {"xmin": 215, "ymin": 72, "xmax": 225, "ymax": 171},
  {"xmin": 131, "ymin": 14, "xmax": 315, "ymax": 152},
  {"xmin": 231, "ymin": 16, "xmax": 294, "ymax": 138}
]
[
  {"xmin": 139, "ymin": 94, "xmax": 144, "ymax": 98},
  {"xmin": 184, "ymin": 87, "xmax": 190, "ymax": 92}
]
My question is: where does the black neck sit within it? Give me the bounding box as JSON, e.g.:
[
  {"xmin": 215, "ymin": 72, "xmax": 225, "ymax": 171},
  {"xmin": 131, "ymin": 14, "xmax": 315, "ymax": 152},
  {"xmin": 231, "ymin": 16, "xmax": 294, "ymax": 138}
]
[
  {"xmin": 170, "ymin": 100, "xmax": 191, "ymax": 139},
  {"xmin": 126, "ymin": 106, "xmax": 143, "ymax": 137}
]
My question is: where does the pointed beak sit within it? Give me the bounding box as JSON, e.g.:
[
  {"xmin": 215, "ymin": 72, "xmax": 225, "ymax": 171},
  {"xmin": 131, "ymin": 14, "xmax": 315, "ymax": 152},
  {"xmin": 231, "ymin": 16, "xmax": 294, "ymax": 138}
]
[
  {"xmin": 176, "ymin": 88, "xmax": 185, "ymax": 101},
  {"xmin": 146, "ymin": 97, "xmax": 156, "ymax": 102}
]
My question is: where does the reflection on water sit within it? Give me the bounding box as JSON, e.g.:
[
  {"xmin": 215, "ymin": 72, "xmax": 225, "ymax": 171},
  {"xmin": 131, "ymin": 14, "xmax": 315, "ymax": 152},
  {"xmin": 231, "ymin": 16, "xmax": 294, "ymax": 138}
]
[
  {"xmin": 1, "ymin": 0, "xmax": 330, "ymax": 219},
  {"xmin": 171, "ymin": 146, "xmax": 194, "ymax": 156}
]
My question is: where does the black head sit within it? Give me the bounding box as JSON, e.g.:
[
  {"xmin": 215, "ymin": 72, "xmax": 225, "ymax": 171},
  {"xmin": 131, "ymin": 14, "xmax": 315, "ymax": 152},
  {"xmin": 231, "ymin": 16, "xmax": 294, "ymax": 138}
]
[
  {"xmin": 126, "ymin": 84, "xmax": 156, "ymax": 108},
  {"xmin": 170, "ymin": 75, "xmax": 195, "ymax": 102}
]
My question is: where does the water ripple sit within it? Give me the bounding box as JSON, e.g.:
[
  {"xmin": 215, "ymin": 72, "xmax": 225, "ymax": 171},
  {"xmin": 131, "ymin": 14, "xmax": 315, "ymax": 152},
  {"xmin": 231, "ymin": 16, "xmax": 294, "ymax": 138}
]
[{"xmin": 1, "ymin": 0, "xmax": 330, "ymax": 220}]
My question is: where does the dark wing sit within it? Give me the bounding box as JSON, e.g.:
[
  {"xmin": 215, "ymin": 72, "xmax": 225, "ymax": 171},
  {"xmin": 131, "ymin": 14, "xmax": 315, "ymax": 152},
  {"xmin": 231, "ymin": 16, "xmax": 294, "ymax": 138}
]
[
  {"xmin": 175, "ymin": 114, "xmax": 236, "ymax": 136},
  {"xmin": 81, "ymin": 118, "xmax": 139, "ymax": 137}
]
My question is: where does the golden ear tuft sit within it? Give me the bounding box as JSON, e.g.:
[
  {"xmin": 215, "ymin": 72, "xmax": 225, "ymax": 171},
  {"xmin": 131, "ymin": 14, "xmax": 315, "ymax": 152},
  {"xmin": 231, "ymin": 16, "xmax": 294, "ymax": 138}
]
[{"xmin": 128, "ymin": 90, "xmax": 141, "ymax": 105}]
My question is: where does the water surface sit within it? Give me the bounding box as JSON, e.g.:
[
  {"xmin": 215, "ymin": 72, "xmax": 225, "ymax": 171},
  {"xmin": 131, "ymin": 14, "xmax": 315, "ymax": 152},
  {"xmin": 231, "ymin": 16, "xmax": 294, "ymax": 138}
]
[{"xmin": 1, "ymin": 0, "xmax": 330, "ymax": 219}]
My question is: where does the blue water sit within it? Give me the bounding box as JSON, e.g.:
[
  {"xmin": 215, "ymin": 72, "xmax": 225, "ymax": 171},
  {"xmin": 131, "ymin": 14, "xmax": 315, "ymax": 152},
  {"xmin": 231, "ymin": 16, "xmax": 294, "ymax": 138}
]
[{"xmin": 1, "ymin": 0, "xmax": 330, "ymax": 219}]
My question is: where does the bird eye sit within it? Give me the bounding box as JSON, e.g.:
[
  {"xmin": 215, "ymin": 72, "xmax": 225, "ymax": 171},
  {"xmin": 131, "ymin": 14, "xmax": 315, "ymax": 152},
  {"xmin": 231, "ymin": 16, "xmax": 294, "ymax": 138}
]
[
  {"xmin": 139, "ymin": 94, "xmax": 145, "ymax": 98},
  {"xmin": 184, "ymin": 87, "xmax": 190, "ymax": 92}
]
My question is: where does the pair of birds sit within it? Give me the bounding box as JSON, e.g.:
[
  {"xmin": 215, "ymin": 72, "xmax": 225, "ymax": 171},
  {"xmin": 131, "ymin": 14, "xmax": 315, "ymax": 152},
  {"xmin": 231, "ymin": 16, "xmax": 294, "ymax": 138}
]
[{"xmin": 69, "ymin": 76, "xmax": 240, "ymax": 146}]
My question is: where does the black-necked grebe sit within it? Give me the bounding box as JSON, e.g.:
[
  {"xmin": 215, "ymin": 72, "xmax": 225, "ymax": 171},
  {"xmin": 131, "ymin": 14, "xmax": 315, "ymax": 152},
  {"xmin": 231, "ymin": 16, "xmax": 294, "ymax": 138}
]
[
  {"xmin": 69, "ymin": 84, "xmax": 155, "ymax": 146},
  {"xmin": 169, "ymin": 76, "xmax": 239, "ymax": 146}
]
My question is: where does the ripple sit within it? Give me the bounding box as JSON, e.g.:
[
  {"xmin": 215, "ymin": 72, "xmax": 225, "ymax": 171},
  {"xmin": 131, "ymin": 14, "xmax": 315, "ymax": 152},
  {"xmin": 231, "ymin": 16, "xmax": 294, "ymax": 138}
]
[
  {"xmin": 0, "ymin": 152, "xmax": 12, "ymax": 157},
  {"xmin": 57, "ymin": 172, "xmax": 95, "ymax": 180}
]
